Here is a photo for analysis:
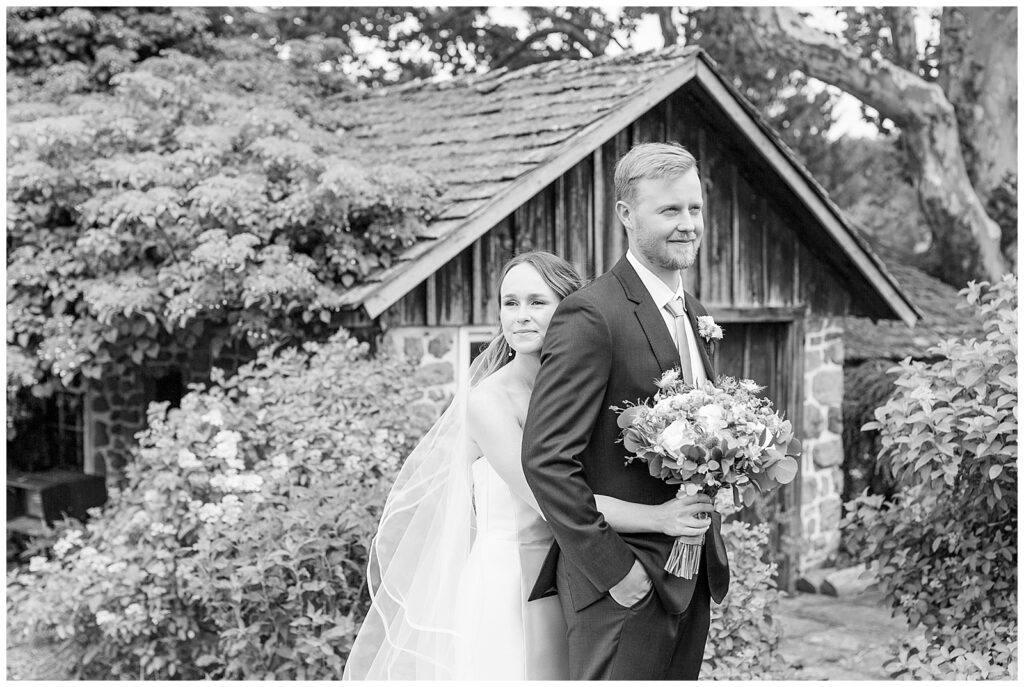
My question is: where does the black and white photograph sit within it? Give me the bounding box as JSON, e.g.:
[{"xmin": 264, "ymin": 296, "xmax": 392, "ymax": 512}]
[{"xmin": 5, "ymin": 4, "xmax": 1017, "ymax": 680}]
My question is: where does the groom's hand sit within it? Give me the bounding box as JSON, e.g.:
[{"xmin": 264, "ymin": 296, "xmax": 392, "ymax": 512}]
[
  {"xmin": 608, "ymin": 558, "xmax": 652, "ymax": 608},
  {"xmin": 654, "ymin": 493, "xmax": 714, "ymax": 538}
]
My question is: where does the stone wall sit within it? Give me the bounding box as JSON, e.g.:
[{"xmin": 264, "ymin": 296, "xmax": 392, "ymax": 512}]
[
  {"xmin": 381, "ymin": 326, "xmax": 460, "ymax": 423},
  {"xmin": 799, "ymin": 317, "xmax": 845, "ymax": 571},
  {"xmin": 87, "ymin": 336, "xmax": 254, "ymax": 484}
]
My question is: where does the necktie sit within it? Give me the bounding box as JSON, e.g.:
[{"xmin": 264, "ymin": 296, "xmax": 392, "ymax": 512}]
[{"xmin": 664, "ymin": 297, "xmax": 694, "ymax": 386}]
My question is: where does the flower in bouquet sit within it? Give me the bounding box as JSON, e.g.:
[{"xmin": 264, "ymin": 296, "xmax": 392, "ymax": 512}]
[{"xmin": 612, "ymin": 371, "xmax": 801, "ymax": 578}]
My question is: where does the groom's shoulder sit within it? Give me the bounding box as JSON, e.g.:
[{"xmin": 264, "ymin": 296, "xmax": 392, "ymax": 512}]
[
  {"xmin": 558, "ymin": 271, "xmax": 621, "ymax": 314},
  {"xmin": 580, "ymin": 269, "xmax": 623, "ymax": 299}
]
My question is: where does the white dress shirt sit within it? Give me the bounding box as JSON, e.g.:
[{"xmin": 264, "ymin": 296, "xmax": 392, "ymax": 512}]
[{"xmin": 626, "ymin": 250, "xmax": 708, "ymax": 385}]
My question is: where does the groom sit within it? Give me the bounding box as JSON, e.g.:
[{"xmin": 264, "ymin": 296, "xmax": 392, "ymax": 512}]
[{"xmin": 522, "ymin": 142, "xmax": 730, "ymax": 680}]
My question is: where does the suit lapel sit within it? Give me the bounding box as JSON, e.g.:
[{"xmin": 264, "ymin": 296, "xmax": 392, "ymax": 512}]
[
  {"xmin": 684, "ymin": 291, "xmax": 716, "ymax": 380},
  {"xmin": 635, "ymin": 299, "xmax": 679, "ymax": 375},
  {"xmin": 611, "ymin": 258, "xmax": 678, "ymax": 375}
]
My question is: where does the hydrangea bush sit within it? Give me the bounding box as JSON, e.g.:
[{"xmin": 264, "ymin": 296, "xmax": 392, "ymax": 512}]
[
  {"xmin": 844, "ymin": 275, "xmax": 1017, "ymax": 680},
  {"xmin": 6, "ymin": 330, "xmax": 433, "ymax": 679},
  {"xmin": 6, "ymin": 7, "xmax": 440, "ymax": 427}
]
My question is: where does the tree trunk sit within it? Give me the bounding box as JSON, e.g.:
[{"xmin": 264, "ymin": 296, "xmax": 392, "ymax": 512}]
[
  {"xmin": 938, "ymin": 8, "xmax": 1018, "ymax": 204},
  {"xmin": 713, "ymin": 6, "xmax": 1010, "ymax": 286}
]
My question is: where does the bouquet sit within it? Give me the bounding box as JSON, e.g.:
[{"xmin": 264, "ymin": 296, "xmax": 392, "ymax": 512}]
[{"xmin": 612, "ymin": 369, "xmax": 801, "ymax": 578}]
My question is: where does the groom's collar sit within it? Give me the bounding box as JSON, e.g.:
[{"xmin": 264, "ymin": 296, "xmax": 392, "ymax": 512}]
[{"xmin": 624, "ymin": 250, "xmax": 684, "ymax": 308}]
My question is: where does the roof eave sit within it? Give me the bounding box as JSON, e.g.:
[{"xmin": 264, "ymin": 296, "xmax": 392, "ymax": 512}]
[{"xmin": 350, "ymin": 55, "xmax": 702, "ymax": 319}]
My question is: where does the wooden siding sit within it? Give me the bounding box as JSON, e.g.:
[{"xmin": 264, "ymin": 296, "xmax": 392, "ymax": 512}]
[{"xmin": 385, "ymin": 82, "xmax": 858, "ymax": 326}]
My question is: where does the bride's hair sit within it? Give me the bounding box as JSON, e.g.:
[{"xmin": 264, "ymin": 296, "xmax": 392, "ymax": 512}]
[{"xmin": 472, "ymin": 251, "xmax": 584, "ymax": 385}]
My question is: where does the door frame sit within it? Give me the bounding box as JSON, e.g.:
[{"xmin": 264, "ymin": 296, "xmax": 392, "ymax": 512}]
[{"xmin": 709, "ymin": 304, "xmax": 806, "ymax": 591}]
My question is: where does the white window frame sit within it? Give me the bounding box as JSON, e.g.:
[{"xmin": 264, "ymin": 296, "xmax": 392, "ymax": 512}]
[{"xmin": 456, "ymin": 325, "xmax": 498, "ymax": 398}]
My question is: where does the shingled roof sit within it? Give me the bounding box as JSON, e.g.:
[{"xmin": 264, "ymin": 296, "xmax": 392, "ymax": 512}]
[
  {"xmin": 327, "ymin": 45, "xmax": 919, "ymax": 324},
  {"xmin": 843, "ymin": 262, "xmax": 985, "ymax": 362}
]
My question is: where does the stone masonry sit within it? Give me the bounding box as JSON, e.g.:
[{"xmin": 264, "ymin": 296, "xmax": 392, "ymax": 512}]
[
  {"xmin": 88, "ymin": 336, "xmax": 254, "ymax": 484},
  {"xmin": 799, "ymin": 317, "xmax": 845, "ymax": 571},
  {"xmin": 382, "ymin": 327, "xmax": 460, "ymax": 423}
]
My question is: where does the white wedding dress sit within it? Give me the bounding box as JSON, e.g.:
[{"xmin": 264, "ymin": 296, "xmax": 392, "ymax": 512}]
[
  {"xmin": 452, "ymin": 458, "xmax": 569, "ymax": 680},
  {"xmin": 342, "ymin": 361, "xmax": 571, "ymax": 681}
]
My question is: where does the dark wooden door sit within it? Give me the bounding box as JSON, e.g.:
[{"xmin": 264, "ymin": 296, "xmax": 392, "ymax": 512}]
[{"xmin": 711, "ymin": 319, "xmax": 803, "ymax": 590}]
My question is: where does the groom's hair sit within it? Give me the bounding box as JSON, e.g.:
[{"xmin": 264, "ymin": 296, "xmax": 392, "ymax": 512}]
[{"xmin": 614, "ymin": 142, "xmax": 697, "ymax": 205}]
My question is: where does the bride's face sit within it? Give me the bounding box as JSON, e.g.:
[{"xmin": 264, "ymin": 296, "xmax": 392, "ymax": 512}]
[{"xmin": 500, "ymin": 263, "xmax": 561, "ymax": 357}]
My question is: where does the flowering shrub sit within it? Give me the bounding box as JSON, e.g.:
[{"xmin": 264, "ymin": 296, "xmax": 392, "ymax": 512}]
[
  {"xmin": 6, "ymin": 330, "xmax": 433, "ymax": 679},
  {"xmin": 702, "ymin": 520, "xmax": 791, "ymax": 679},
  {"xmin": 6, "ymin": 7, "xmax": 440, "ymax": 430},
  {"xmin": 844, "ymin": 275, "xmax": 1017, "ymax": 679}
]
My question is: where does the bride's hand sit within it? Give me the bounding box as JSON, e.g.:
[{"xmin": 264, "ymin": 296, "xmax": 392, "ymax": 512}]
[{"xmin": 653, "ymin": 493, "xmax": 714, "ymax": 537}]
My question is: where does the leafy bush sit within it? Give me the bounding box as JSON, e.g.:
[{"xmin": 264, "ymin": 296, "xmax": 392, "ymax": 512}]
[
  {"xmin": 6, "ymin": 330, "xmax": 433, "ymax": 679},
  {"xmin": 6, "ymin": 7, "xmax": 440, "ymax": 426},
  {"xmin": 844, "ymin": 275, "xmax": 1018, "ymax": 679},
  {"xmin": 702, "ymin": 520, "xmax": 791, "ymax": 679}
]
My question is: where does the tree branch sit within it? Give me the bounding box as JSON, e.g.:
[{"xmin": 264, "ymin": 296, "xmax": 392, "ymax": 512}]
[
  {"xmin": 729, "ymin": 6, "xmax": 1008, "ymax": 283},
  {"xmin": 655, "ymin": 7, "xmax": 679, "ymax": 47},
  {"xmin": 490, "ymin": 15, "xmax": 622, "ymax": 71},
  {"xmin": 882, "ymin": 6, "xmax": 919, "ymax": 71}
]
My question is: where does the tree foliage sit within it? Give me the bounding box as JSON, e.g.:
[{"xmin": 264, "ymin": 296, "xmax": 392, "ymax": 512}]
[
  {"xmin": 210, "ymin": 6, "xmax": 633, "ymax": 86},
  {"xmin": 6, "ymin": 7, "xmax": 440, "ymax": 413},
  {"xmin": 844, "ymin": 275, "xmax": 1017, "ymax": 679},
  {"xmin": 6, "ymin": 330, "xmax": 434, "ymax": 679}
]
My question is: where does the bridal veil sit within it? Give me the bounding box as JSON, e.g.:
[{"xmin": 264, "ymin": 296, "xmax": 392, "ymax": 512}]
[{"xmin": 342, "ymin": 355, "xmax": 495, "ymax": 679}]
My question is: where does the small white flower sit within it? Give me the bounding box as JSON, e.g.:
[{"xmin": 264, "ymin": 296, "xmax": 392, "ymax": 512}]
[
  {"xmin": 201, "ymin": 408, "xmax": 224, "ymax": 427},
  {"xmin": 739, "ymin": 379, "xmax": 762, "ymax": 394},
  {"xmin": 95, "ymin": 610, "xmax": 117, "ymax": 626},
  {"xmin": 149, "ymin": 522, "xmax": 176, "ymax": 537},
  {"xmin": 197, "ymin": 503, "xmax": 223, "ymax": 523},
  {"xmin": 29, "ymin": 555, "xmax": 48, "ymax": 572},
  {"xmin": 125, "ymin": 603, "xmax": 146, "ymax": 622},
  {"xmin": 143, "ymin": 489, "xmax": 160, "ymax": 506},
  {"xmin": 697, "ymin": 315, "xmax": 724, "ymax": 342},
  {"xmin": 177, "ymin": 449, "xmax": 202, "ymax": 470},
  {"xmin": 658, "ymin": 368, "xmax": 680, "ymax": 386},
  {"xmin": 213, "ymin": 430, "xmax": 241, "ymax": 446},
  {"xmin": 696, "ymin": 404, "xmax": 728, "ymax": 434},
  {"xmin": 270, "ymin": 454, "xmax": 289, "ymax": 469}
]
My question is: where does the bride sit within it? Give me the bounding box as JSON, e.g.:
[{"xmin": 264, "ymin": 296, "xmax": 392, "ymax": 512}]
[{"xmin": 342, "ymin": 251, "xmax": 713, "ymax": 680}]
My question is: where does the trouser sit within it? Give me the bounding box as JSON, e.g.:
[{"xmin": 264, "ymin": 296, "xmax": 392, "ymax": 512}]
[{"xmin": 556, "ymin": 552, "xmax": 712, "ymax": 680}]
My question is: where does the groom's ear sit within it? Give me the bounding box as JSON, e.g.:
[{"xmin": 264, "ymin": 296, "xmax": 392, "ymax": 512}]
[{"xmin": 614, "ymin": 199, "xmax": 633, "ymax": 231}]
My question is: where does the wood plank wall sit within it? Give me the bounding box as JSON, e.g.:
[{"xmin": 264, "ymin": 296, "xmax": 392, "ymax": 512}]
[{"xmin": 387, "ymin": 82, "xmax": 855, "ymax": 326}]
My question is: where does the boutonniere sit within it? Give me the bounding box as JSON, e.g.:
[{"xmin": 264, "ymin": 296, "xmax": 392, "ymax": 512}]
[{"xmin": 697, "ymin": 315, "xmax": 724, "ymax": 343}]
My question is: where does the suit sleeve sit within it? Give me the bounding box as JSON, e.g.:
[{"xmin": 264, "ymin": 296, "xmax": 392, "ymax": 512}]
[{"xmin": 521, "ymin": 292, "xmax": 635, "ymax": 593}]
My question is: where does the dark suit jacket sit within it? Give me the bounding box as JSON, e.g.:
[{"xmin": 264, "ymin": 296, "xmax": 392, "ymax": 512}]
[{"xmin": 522, "ymin": 257, "xmax": 730, "ymax": 616}]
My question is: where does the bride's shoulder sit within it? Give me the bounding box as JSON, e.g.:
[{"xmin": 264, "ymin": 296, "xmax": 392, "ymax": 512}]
[{"xmin": 469, "ymin": 366, "xmax": 510, "ymax": 407}]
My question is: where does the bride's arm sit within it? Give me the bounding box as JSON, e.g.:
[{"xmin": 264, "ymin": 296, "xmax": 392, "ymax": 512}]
[
  {"xmin": 595, "ymin": 494, "xmax": 714, "ymax": 537},
  {"xmin": 467, "ymin": 390, "xmax": 543, "ymax": 515},
  {"xmin": 466, "ymin": 386, "xmax": 715, "ymax": 532}
]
